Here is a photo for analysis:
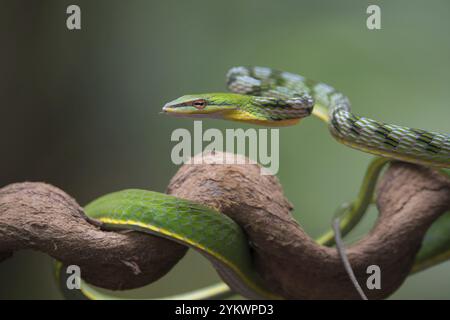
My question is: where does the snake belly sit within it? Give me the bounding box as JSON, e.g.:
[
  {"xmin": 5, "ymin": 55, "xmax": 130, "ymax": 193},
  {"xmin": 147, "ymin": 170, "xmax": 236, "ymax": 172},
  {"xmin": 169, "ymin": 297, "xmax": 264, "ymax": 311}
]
[{"xmin": 226, "ymin": 66, "xmax": 450, "ymax": 168}]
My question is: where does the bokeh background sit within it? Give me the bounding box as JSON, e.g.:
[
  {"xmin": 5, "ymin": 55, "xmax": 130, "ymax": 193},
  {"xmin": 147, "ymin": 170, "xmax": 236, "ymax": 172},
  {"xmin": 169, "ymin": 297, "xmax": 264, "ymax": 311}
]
[{"xmin": 1, "ymin": 0, "xmax": 449, "ymax": 299}]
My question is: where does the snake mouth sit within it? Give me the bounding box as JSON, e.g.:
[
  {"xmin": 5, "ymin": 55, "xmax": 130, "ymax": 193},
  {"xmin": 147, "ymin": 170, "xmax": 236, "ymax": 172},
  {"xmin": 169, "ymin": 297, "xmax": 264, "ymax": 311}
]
[
  {"xmin": 161, "ymin": 106, "xmax": 231, "ymax": 119},
  {"xmin": 161, "ymin": 104, "xmax": 193, "ymax": 115},
  {"xmin": 162, "ymin": 103, "xmax": 209, "ymax": 114},
  {"xmin": 162, "ymin": 103, "xmax": 177, "ymax": 113}
]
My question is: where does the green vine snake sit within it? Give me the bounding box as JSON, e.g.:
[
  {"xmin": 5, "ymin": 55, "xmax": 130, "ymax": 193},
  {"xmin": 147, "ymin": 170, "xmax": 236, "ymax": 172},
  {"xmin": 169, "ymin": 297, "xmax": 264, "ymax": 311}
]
[{"xmin": 61, "ymin": 66, "xmax": 450, "ymax": 300}]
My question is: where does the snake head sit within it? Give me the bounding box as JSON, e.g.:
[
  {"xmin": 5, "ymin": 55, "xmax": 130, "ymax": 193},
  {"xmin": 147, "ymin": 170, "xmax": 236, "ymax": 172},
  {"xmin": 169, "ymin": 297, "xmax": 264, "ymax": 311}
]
[
  {"xmin": 162, "ymin": 93, "xmax": 250, "ymax": 119},
  {"xmin": 162, "ymin": 92, "xmax": 314, "ymax": 127}
]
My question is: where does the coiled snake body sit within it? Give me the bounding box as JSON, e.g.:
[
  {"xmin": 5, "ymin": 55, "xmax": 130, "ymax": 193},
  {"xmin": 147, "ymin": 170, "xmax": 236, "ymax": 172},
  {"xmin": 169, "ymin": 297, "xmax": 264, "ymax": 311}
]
[
  {"xmin": 64, "ymin": 66, "xmax": 450, "ymax": 300},
  {"xmin": 222, "ymin": 66, "xmax": 449, "ymax": 168}
]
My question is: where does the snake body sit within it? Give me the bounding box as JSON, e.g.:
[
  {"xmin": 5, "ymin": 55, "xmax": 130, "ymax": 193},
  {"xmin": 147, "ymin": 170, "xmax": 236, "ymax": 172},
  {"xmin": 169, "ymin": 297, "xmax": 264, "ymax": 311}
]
[
  {"xmin": 66, "ymin": 66, "xmax": 449, "ymax": 300},
  {"xmin": 70, "ymin": 189, "xmax": 277, "ymax": 299},
  {"xmin": 223, "ymin": 66, "xmax": 450, "ymax": 168}
]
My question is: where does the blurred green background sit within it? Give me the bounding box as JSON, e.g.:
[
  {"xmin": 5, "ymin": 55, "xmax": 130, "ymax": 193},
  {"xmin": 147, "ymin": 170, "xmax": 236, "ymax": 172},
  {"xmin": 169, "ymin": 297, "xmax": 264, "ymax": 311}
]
[{"xmin": 1, "ymin": 0, "xmax": 449, "ymax": 299}]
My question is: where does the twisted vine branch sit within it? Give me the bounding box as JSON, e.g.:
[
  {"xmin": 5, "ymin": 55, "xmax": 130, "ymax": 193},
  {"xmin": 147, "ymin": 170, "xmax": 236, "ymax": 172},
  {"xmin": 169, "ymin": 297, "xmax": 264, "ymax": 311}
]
[{"xmin": 0, "ymin": 151, "xmax": 449, "ymax": 299}]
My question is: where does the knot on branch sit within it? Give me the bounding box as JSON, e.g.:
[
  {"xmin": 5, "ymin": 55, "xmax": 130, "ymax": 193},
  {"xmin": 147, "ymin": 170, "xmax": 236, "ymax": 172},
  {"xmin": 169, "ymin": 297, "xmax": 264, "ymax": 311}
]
[{"xmin": 0, "ymin": 152, "xmax": 449, "ymax": 299}]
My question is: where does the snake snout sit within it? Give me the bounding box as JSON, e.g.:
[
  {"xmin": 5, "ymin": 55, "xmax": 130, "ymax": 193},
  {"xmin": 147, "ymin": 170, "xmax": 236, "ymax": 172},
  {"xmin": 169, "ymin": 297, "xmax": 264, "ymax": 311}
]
[{"xmin": 162, "ymin": 103, "xmax": 170, "ymax": 112}]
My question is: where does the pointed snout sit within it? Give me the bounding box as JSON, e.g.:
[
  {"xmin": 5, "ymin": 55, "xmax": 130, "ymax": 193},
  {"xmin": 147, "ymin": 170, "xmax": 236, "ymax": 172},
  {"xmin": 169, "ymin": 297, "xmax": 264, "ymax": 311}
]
[
  {"xmin": 162, "ymin": 103, "xmax": 170, "ymax": 112},
  {"xmin": 162, "ymin": 100, "xmax": 178, "ymax": 113}
]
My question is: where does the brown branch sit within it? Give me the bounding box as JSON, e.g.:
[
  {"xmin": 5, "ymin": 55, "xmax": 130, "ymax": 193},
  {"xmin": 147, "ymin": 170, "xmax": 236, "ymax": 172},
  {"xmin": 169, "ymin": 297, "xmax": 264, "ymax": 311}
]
[
  {"xmin": 0, "ymin": 151, "xmax": 449, "ymax": 299},
  {"xmin": 168, "ymin": 153, "xmax": 450, "ymax": 299},
  {"xmin": 0, "ymin": 182, "xmax": 187, "ymax": 290}
]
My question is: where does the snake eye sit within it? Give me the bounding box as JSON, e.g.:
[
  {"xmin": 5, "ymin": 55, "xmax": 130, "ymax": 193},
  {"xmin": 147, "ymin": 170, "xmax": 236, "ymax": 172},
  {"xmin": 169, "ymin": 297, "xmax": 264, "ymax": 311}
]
[{"xmin": 192, "ymin": 99, "xmax": 207, "ymax": 109}]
